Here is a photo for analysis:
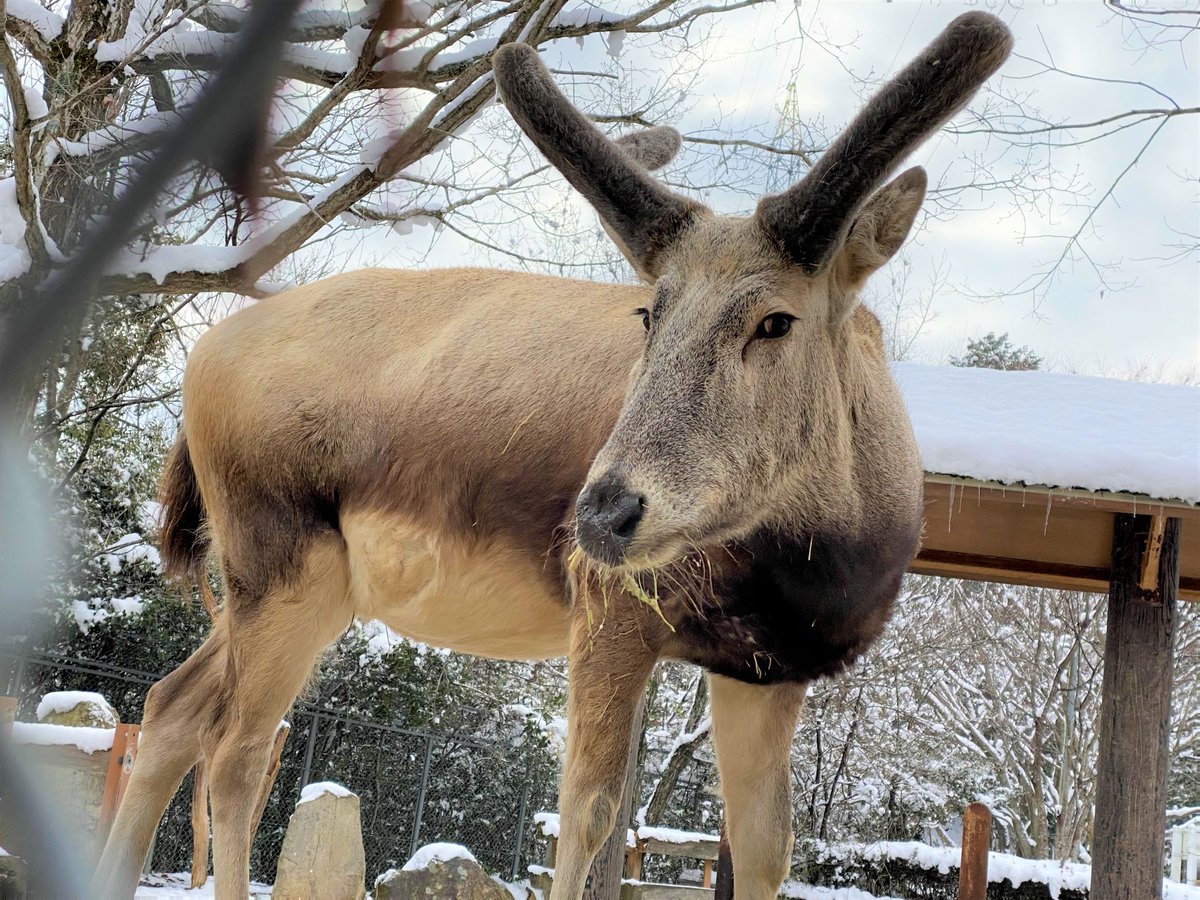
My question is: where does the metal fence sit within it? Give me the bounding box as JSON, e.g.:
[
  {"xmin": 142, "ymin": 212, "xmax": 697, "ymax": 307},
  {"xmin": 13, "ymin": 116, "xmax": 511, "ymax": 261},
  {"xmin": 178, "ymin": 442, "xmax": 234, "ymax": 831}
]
[{"xmin": 2, "ymin": 651, "xmax": 555, "ymax": 884}]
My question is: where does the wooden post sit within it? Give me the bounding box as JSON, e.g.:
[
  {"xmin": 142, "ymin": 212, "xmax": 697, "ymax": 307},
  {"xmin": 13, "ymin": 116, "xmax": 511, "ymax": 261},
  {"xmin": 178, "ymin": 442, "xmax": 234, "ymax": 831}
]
[
  {"xmin": 1092, "ymin": 514, "xmax": 1179, "ymax": 900},
  {"xmin": 98, "ymin": 724, "xmax": 141, "ymax": 835},
  {"xmin": 958, "ymin": 802, "xmax": 991, "ymax": 900},
  {"xmin": 0, "ymin": 696, "xmax": 15, "ymax": 735},
  {"xmin": 625, "ymin": 843, "xmax": 642, "ymax": 881},
  {"xmin": 583, "ymin": 690, "xmax": 646, "ymax": 900},
  {"xmin": 190, "ymin": 760, "xmax": 210, "ymax": 889},
  {"xmin": 714, "ymin": 822, "xmax": 733, "ymax": 900}
]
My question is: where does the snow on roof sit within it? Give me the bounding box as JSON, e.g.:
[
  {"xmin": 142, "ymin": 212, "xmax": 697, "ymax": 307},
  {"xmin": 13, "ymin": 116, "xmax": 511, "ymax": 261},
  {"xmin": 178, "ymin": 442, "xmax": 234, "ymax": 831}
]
[
  {"xmin": 894, "ymin": 363, "xmax": 1200, "ymax": 505},
  {"xmin": 10, "ymin": 721, "xmax": 115, "ymax": 754},
  {"xmin": 297, "ymin": 781, "xmax": 354, "ymax": 805}
]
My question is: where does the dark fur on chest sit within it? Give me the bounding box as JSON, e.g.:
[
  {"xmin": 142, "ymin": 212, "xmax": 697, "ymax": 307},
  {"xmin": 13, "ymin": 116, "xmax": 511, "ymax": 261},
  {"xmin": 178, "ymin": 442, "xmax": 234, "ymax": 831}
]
[{"xmin": 663, "ymin": 522, "xmax": 920, "ymax": 684}]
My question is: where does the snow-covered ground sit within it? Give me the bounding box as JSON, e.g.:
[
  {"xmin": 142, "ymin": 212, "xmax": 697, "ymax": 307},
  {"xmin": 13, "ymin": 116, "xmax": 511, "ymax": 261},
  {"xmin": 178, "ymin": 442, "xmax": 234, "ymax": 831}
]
[{"xmin": 135, "ymin": 873, "xmax": 272, "ymax": 898}]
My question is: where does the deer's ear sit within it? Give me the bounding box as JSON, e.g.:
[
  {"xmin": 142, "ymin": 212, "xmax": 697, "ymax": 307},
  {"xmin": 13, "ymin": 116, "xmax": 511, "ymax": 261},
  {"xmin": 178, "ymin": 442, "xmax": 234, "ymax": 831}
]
[{"xmin": 830, "ymin": 167, "xmax": 927, "ymax": 323}]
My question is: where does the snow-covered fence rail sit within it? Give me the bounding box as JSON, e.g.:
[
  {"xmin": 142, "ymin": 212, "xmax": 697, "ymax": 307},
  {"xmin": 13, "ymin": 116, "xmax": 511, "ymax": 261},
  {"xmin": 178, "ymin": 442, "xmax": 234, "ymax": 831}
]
[
  {"xmin": 2, "ymin": 651, "xmax": 556, "ymax": 887},
  {"xmin": 533, "ymin": 813, "xmax": 722, "ymax": 896},
  {"xmin": 0, "ymin": 691, "xmax": 139, "ymax": 872},
  {"xmin": 1172, "ymin": 823, "xmax": 1200, "ymax": 885}
]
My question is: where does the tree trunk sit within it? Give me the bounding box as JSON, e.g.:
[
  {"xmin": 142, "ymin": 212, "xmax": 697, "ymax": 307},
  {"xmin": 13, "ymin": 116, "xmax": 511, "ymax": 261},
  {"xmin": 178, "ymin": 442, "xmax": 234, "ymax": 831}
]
[
  {"xmin": 1091, "ymin": 514, "xmax": 1178, "ymax": 900},
  {"xmin": 583, "ymin": 689, "xmax": 647, "ymax": 900},
  {"xmin": 644, "ymin": 674, "xmax": 708, "ymax": 825}
]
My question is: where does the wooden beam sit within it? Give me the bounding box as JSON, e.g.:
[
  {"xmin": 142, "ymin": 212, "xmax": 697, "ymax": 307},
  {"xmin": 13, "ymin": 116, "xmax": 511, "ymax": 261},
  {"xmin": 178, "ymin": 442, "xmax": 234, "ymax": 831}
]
[
  {"xmin": 1091, "ymin": 515, "xmax": 1178, "ymax": 900},
  {"xmin": 915, "ymin": 481, "xmax": 1200, "ymax": 600},
  {"xmin": 98, "ymin": 724, "xmax": 141, "ymax": 837},
  {"xmin": 713, "ymin": 823, "xmax": 732, "ymax": 900},
  {"xmin": 1139, "ymin": 515, "xmax": 1166, "ymax": 592},
  {"xmin": 0, "ymin": 696, "xmax": 15, "ymax": 735}
]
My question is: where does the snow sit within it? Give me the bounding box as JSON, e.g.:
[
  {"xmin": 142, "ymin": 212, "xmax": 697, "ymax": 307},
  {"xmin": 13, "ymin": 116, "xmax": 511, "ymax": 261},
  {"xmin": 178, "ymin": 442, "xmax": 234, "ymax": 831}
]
[
  {"xmin": 811, "ymin": 840, "xmax": 1200, "ymax": 899},
  {"xmin": 782, "ymin": 886, "xmax": 904, "ymax": 900},
  {"xmin": 637, "ymin": 825, "xmax": 718, "ymax": 845},
  {"xmin": 10, "ymin": 721, "xmax": 115, "ymax": 754},
  {"xmin": 101, "ymin": 532, "xmax": 161, "ymax": 572},
  {"xmin": 47, "ymin": 112, "xmax": 180, "ymax": 165},
  {"xmin": 0, "ymin": 177, "xmax": 32, "ymax": 281},
  {"xmin": 534, "ymin": 812, "xmax": 635, "ymax": 848},
  {"xmin": 70, "ymin": 595, "xmax": 148, "ymax": 633},
  {"xmin": 135, "ymin": 872, "xmax": 272, "ymax": 897},
  {"xmin": 297, "ymin": 781, "xmax": 353, "ymax": 805},
  {"xmin": 108, "ymin": 243, "xmax": 253, "ymax": 285},
  {"xmin": 35, "ymin": 691, "xmax": 112, "ymax": 721},
  {"xmin": 5, "ymin": 0, "xmax": 64, "ymax": 40},
  {"xmin": 398, "ymin": 842, "xmax": 478, "ymax": 872},
  {"xmin": 894, "ymin": 362, "xmax": 1200, "ymax": 504},
  {"xmin": 24, "ymin": 87, "xmax": 48, "ymax": 121}
]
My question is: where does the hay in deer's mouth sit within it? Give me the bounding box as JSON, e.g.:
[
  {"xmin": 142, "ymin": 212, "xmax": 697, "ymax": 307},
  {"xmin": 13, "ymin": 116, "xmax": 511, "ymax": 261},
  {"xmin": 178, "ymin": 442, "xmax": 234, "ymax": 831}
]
[{"xmin": 567, "ymin": 544, "xmax": 675, "ymax": 632}]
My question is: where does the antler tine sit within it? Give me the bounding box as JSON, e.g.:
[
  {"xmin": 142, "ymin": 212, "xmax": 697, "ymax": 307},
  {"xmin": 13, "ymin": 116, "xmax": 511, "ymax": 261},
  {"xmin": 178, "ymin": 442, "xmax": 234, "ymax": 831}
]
[
  {"xmin": 757, "ymin": 11, "xmax": 1013, "ymax": 273},
  {"xmin": 493, "ymin": 43, "xmax": 704, "ymax": 276}
]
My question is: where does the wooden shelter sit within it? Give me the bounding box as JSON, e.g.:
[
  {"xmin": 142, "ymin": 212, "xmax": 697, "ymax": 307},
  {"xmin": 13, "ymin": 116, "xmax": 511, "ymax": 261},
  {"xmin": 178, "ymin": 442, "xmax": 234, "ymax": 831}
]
[{"xmin": 903, "ymin": 364, "xmax": 1197, "ymax": 900}]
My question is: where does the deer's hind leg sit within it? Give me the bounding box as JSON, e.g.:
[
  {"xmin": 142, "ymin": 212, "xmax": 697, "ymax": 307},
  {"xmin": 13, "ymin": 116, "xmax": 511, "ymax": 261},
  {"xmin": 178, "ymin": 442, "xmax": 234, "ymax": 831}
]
[
  {"xmin": 203, "ymin": 535, "xmax": 354, "ymax": 900},
  {"xmin": 93, "ymin": 624, "xmax": 229, "ymax": 897}
]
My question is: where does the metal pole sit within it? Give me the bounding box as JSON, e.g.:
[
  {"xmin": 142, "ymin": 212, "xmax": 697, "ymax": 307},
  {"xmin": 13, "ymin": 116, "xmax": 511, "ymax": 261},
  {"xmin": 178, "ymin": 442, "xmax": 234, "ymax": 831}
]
[
  {"xmin": 409, "ymin": 736, "xmax": 435, "ymax": 858},
  {"xmin": 511, "ymin": 762, "xmax": 534, "ymax": 881},
  {"xmin": 299, "ymin": 711, "xmax": 320, "ymax": 790}
]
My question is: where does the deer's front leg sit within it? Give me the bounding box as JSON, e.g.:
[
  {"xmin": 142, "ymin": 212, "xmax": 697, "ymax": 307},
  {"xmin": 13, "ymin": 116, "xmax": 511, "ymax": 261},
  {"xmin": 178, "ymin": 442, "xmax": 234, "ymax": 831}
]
[
  {"xmin": 551, "ymin": 601, "xmax": 660, "ymax": 900},
  {"xmin": 710, "ymin": 673, "xmax": 807, "ymax": 900}
]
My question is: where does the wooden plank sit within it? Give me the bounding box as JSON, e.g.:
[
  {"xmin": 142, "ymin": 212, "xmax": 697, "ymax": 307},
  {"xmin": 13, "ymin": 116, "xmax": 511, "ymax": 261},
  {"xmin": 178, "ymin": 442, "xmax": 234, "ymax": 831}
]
[
  {"xmin": 957, "ymin": 803, "xmax": 991, "ymax": 900},
  {"xmin": 923, "ymin": 474, "xmax": 1200, "ymax": 520},
  {"xmin": 713, "ymin": 825, "xmax": 732, "ymax": 900},
  {"xmin": 640, "ymin": 838, "xmax": 719, "ymax": 861},
  {"xmin": 0, "ymin": 696, "xmax": 16, "ymax": 735},
  {"xmin": 98, "ymin": 724, "xmax": 141, "ymax": 836},
  {"xmin": 619, "ymin": 885, "xmax": 713, "ymax": 900},
  {"xmin": 1091, "ymin": 515, "xmax": 1178, "ymax": 900},
  {"xmin": 1140, "ymin": 515, "xmax": 1167, "ymax": 592},
  {"xmin": 915, "ymin": 482, "xmax": 1200, "ymax": 600}
]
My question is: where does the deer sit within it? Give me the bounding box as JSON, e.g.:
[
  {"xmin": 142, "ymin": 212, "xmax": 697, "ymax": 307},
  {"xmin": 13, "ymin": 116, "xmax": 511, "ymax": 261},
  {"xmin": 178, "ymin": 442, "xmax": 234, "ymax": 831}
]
[{"xmin": 93, "ymin": 12, "xmax": 1011, "ymax": 900}]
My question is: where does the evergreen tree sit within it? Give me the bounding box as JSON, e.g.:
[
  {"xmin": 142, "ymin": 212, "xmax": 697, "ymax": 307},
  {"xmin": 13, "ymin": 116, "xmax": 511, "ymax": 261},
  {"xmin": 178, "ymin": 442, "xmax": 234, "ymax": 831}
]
[{"xmin": 950, "ymin": 332, "xmax": 1042, "ymax": 371}]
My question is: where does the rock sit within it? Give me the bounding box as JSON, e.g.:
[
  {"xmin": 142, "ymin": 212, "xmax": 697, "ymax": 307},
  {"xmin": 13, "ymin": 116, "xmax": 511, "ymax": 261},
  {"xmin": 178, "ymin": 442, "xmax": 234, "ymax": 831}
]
[
  {"xmin": 0, "ymin": 852, "xmax": 26, "ymax": 900},
  {"xmin": 272, "ymin": 785, "xmax": 365, "ymax": 900},
  {"xmin": 374, "ymin": 853, "xmax": 511, "ymax": 900},
  {"xmin": 36, "ymin": 691, "xmax": 117, "ymax": 728}
]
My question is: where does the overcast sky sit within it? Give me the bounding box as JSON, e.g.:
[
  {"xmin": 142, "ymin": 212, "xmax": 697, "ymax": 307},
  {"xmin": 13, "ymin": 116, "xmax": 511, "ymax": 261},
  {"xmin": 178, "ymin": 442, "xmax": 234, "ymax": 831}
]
[{"xmin": 352, "ymin": 0, "xmax": 1199, "ymax": 380}]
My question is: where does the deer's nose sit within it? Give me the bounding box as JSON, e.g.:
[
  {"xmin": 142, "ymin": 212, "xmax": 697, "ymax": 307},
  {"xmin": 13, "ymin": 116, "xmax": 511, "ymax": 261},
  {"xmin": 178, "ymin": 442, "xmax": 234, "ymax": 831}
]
[{"xmin": 575, "ymin": 474, "xmax": 645, "ymax": 566}]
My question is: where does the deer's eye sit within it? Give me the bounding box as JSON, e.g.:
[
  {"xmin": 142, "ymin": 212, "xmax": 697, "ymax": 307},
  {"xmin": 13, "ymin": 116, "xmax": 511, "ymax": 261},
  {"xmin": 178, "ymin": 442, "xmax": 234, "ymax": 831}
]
[
  {"xmin": 755, "ymin": 313, "xmax": 794, "ymax": 340},
  {"xmin": 634, "ymin": 308, "xmax": 651, "ymax": 331}
]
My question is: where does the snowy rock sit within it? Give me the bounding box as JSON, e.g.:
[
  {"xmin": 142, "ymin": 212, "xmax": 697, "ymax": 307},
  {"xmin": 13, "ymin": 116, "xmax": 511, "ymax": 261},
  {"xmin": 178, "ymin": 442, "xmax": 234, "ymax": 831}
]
[
  {"xmin": 273, "ymin": 785, "xmax": 365, "ymax": 900},
  {"xmin": 0, "ymin": 851, "xmax": 25, "ymax": 898},
  {"xmin": 374, "ymin": 849, "xmax": 509, "ymax": 900},
  {"xmin": 36, "ymin": 691, "xmax": 118, "ymax": 728}
]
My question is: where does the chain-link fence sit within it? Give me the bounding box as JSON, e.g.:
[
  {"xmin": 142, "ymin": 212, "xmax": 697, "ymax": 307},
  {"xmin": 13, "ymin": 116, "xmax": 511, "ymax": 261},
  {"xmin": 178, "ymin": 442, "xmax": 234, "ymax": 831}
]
[{"xmin": 2, "ymin": 651, "xmax": 557, "ymax": 885}]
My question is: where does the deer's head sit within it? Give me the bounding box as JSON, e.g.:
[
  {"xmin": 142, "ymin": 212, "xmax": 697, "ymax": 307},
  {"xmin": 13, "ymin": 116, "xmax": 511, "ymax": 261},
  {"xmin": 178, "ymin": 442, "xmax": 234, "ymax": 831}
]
[{"xmin": 493, "ymin": 14, "xmax": 1012, "ymax": 568}]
